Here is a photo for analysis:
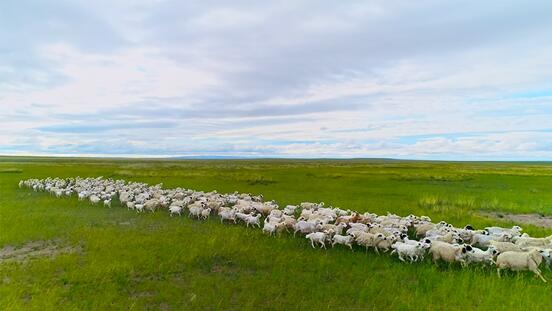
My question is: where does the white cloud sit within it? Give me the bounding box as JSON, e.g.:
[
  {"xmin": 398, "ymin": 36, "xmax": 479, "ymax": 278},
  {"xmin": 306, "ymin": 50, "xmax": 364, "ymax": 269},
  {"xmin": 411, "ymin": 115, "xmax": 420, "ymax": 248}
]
[{"xmin": 1, "ymin": 1, "xmax": 552, "ymax": 159}]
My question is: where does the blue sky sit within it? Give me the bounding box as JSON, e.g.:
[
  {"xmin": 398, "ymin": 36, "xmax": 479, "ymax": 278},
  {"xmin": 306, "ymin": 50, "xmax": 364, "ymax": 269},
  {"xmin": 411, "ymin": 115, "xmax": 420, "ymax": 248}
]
[{"xmin": 1, "ymin": 1, "xmax": 552, "ymax": 160}]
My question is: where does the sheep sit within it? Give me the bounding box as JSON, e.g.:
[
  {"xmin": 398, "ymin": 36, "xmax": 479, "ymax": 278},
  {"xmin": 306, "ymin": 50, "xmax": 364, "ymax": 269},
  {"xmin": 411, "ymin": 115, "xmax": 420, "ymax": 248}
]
[
  {"xmin": 496, "ymin": 250, "xmax": 547, "ymax": 282},
  {"xmin": 126, "ymin": 201, "xmax": 135, "ymax": 210},
  {"xmin": 489, "ymin": 240, "xmax": 523, "ymax": 253},
  {"xmin": 269, "ymin": 209, "xmax": 283, "ymax": 218},
  {"xmin": 349, "ymin": 222, "xmax": 369, "ymax": 232},
  {"xmin": 301, "ymin": 202, "xmax": 324, "ymax": 210},
  {"xmin": 280, "ymin": 215, "xmax": 297, "ymax": 232},
  {"xmin": 283, "ymin": 205, "xmax": 297, "ymax": 215},
  {"xmin": 429, "ymin": 241, "xmax": 466, "ymax": 264},
  {"xmin": 188, "ymin": 205, "xmax": 203, "ymax": 219},
  {"xmin": 415, "ymin": 223, "xmax": 436, "ymax": 237},
  {"xmin": 353, "ymin": 232, "xmax": 385, "ymax": 253},
  {"xmin": 486, "ymin": 225, "xmax": 522, "ymax": 236},
  {"xmin": 375, "ymin": 235, "xmax": 397, "ymax": 253},
  {"xmin": 433, "ymin": 232, "xmax": 463, "ymax": 245},
  {"xmin": 200, "ymin": 208, "xmax": 212, "ymax": 220},
  {"xmin": 391, "ymin": 242, "xmax": 426, "ymax": 262},
  {"xmin": 89, "ymin": 195, "xmax": 101, "ymax": 204},
  {"xmin": 235, "ymin": 212, "xmax": 250, "ymax": 222},
  {"xmin": 332, "ymin": 234, "xmax": 354, "ymax": 249},
  {"xmin": 21, "ymin": 175, "xmax": 552, "ymax": 283},
  {"xmin": 219, "ymin": 209, "xmax": 237, "ymax": 224},
  {"xmin": 266, "ymin": 215, "xmax": 282, "ymax": 224},
  {"xmin": 244, "ymin": 214, "xmax": 261, "ymax": 228},
  {"xmin": 293, "ymin": 220, "xmax": 321, "ymax": 236},
  {"xmin": 463, "ymin": 245, "xmax": 498, "ymax": 266},
  {"xmin": 305, "ymin": 232, "xmax": 327, "ymax": 248},
  {"xmin": 78, "ymin": 191, "xmax": 88, "ymax": 201},
  {"xmin": 471, "ymin": 232, "xmax": 509, "ymax": 248},
  {"xmin": 321, "ymin": 223, "xmax": 346, "ymax": 236},
  {"xmin": 169, "ymin": 205, "xmax": 183, "ymax": 217},
  {"xmin": 514, "ymin": 235, "xmax": 552, "ymax": 248},
  {"xmin": 539, "ymin": 249, "xmax": 552, "ymax": 269},
  {"xmin": 144, "ymin": 199, "xmax": 161, "ymax": 213},
  {"xmin": 263, "ymin": 221, "xmax": 285, "ymax": 235}
]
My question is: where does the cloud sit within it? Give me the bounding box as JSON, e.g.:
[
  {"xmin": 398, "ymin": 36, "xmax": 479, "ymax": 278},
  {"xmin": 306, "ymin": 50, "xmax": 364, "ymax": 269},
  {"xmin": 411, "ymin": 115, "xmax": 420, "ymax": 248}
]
[{"xmin": 1, "ymin": 1, "xmax": 552, "ymax": 159}]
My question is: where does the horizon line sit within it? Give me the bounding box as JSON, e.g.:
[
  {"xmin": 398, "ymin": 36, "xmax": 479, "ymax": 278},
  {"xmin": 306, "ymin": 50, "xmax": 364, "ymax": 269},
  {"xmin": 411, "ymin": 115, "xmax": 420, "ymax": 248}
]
[{"xmin": 1, "ymin": 154, "xmax": 552, "ymax": 163}]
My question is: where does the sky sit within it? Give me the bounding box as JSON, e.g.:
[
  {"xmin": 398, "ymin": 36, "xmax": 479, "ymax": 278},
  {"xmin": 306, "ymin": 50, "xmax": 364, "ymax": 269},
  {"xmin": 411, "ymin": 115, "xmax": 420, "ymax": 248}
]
[{"xmin": 1, "ymin": 1, "xmax": 552, "ymax": 160}]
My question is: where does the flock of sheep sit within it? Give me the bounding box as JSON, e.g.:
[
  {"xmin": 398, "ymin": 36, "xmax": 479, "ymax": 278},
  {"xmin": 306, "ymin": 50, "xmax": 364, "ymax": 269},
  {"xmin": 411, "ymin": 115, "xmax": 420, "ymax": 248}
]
[{"xmin": 19, "ymin": 176, "xmax": 552, "ymax": 282}]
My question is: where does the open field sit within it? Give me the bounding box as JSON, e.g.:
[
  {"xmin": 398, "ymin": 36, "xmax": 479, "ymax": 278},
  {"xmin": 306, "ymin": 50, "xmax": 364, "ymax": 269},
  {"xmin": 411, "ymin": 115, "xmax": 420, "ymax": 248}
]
[{"xmin": 2, "ymin": 157, "xmax": 552, "ymax": 310}]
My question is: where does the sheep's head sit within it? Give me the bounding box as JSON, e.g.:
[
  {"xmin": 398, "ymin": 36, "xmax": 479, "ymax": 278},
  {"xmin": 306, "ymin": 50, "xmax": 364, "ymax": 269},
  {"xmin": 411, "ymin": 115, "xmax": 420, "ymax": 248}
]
[{"xmin": 539, "ymin": 249, "xmax": 551, "ymax": 259}]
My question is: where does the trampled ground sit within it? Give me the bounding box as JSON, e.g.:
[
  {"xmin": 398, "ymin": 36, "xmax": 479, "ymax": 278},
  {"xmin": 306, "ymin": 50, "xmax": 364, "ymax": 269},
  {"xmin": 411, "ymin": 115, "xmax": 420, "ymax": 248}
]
[{"xmin": 2, "ymin": 157, "xmax": 552, "ymax": 310}]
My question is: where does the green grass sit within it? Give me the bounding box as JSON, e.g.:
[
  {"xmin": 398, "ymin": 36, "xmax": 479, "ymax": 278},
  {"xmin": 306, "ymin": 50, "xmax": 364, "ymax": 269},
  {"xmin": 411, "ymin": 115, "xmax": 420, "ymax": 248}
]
[{"xmin": 2, "ymin": 157, "xmax": 552, "ymax": 310}]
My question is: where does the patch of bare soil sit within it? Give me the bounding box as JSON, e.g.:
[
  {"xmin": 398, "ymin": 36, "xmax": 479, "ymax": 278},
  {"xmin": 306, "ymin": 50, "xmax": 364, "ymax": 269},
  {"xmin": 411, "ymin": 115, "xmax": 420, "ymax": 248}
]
[
  {"xmin": 0, "ymin": 239, "xmax": 81, "ymax": 263},
  {"xmin": 480, "ymin": 211, "xmax": 552, "ymax": 228}
]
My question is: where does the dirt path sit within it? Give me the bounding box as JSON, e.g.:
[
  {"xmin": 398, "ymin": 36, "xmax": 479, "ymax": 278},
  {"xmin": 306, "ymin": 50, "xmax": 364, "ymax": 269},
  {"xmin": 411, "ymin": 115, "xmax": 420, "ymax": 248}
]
[
  {"xmin": 0, "ymin": 239, "xmax": 81, "ymax": 263},
  {"xmin": 480, "ymin": 211, "xmax": 552, "ymax": 228}
]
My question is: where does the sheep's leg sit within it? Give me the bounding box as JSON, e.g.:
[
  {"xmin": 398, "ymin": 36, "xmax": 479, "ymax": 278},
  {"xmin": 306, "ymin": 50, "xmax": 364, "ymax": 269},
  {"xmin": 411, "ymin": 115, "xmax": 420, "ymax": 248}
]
[
  {"xmin": 321, "ymin": 242, "xmax": 326, "ymax": 249},
  {"xmin": 348, "ymin": 244, "xmax": 353, "ymax": 250},
  {"xmin": 529, "ymin": 265, "xmax": 548, "ymax": 282},
  {"xmin": 537, "ymin": 272, "xmax": 548, "ymax": 283},
  {"xmin": 311, "ymin": 240, "xmax": 315, "ymax": 248},
  {"xmin": 497, "ymin": 268, "xmax": 501, "ymax": 278}
]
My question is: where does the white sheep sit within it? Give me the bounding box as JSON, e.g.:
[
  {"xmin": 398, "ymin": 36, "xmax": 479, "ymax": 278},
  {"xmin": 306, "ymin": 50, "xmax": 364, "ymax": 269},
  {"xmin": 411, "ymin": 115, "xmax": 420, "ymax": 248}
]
[
  {"xmin": 391, "ymin": 242, "xmax": 425, "ymax": 262},
  {"xmin": 263, "ymin": 221, "xmax": 284, "ymax": 235},
  {"xmin": 219, "ymin": 209, "xmax": 237, "ymax": 224},
  {"xmin": 126, "ymin": 201, "xmax": 135, "ymax": 210},
  {"xmin": 169, "ymin": 205, "xmax": 182, "ymax": 217},
  {"xmin": 305, "ymin": 232, "xmax": 327, "ymax": 248},
  {"xmin": 485, "ymin": 225, "xmax": 522, "ymax": 236},
  {"xmin": 463, "ymin": 245, "xmax": 497, "ymax": 266},
  {"xmin": 429, "ymin": 241, "xmax": 466, "ymax": 264},
  {"xmin": 489, "ymin": 240, "xmax": 523, "ymax": 253},
  {"xmin": 89, "ymin": 195, "xmax": 101, "ymax": 204},
  {"xmin": 353, "ymin": 232, "xmax": 385, "ymax": 253},
  {"xmin": 188, "ymin": 205, "xmax": 203, "ymax": 219},
  {"xmin": 244, "ymin": 214, "xmax": 261, "ymax": 228},
  {"xmin": 496, "ymin": 250, "xmax": 547, "ymax": 282},
  {"xmin": 283, "ymin": 205, "xmax": 297, "ymax": 215},
  {"xmin": 332, "ymin": 234, "xmax": 354, "ymax": 249},
  {"xmin": 293, "ymin": 220, "xmax": 321, "ymax": 236},
  {"xmin": 200, "ymin": 208, "xmax": 212, "ymax": 220}
]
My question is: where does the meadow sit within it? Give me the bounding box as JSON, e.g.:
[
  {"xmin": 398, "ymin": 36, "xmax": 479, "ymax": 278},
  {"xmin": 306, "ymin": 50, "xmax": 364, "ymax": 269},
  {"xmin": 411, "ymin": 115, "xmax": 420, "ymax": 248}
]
[{"xmin": 2, "ymin": 157, "xmax": 552, "ymax": 310}]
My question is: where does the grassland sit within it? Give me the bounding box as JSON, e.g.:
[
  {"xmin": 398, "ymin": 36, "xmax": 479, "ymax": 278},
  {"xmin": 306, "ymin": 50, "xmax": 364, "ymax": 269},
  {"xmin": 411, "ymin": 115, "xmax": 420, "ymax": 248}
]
[{"xmin": 2, "ymin": 157, "xmax": 552, "ymax": 310}]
